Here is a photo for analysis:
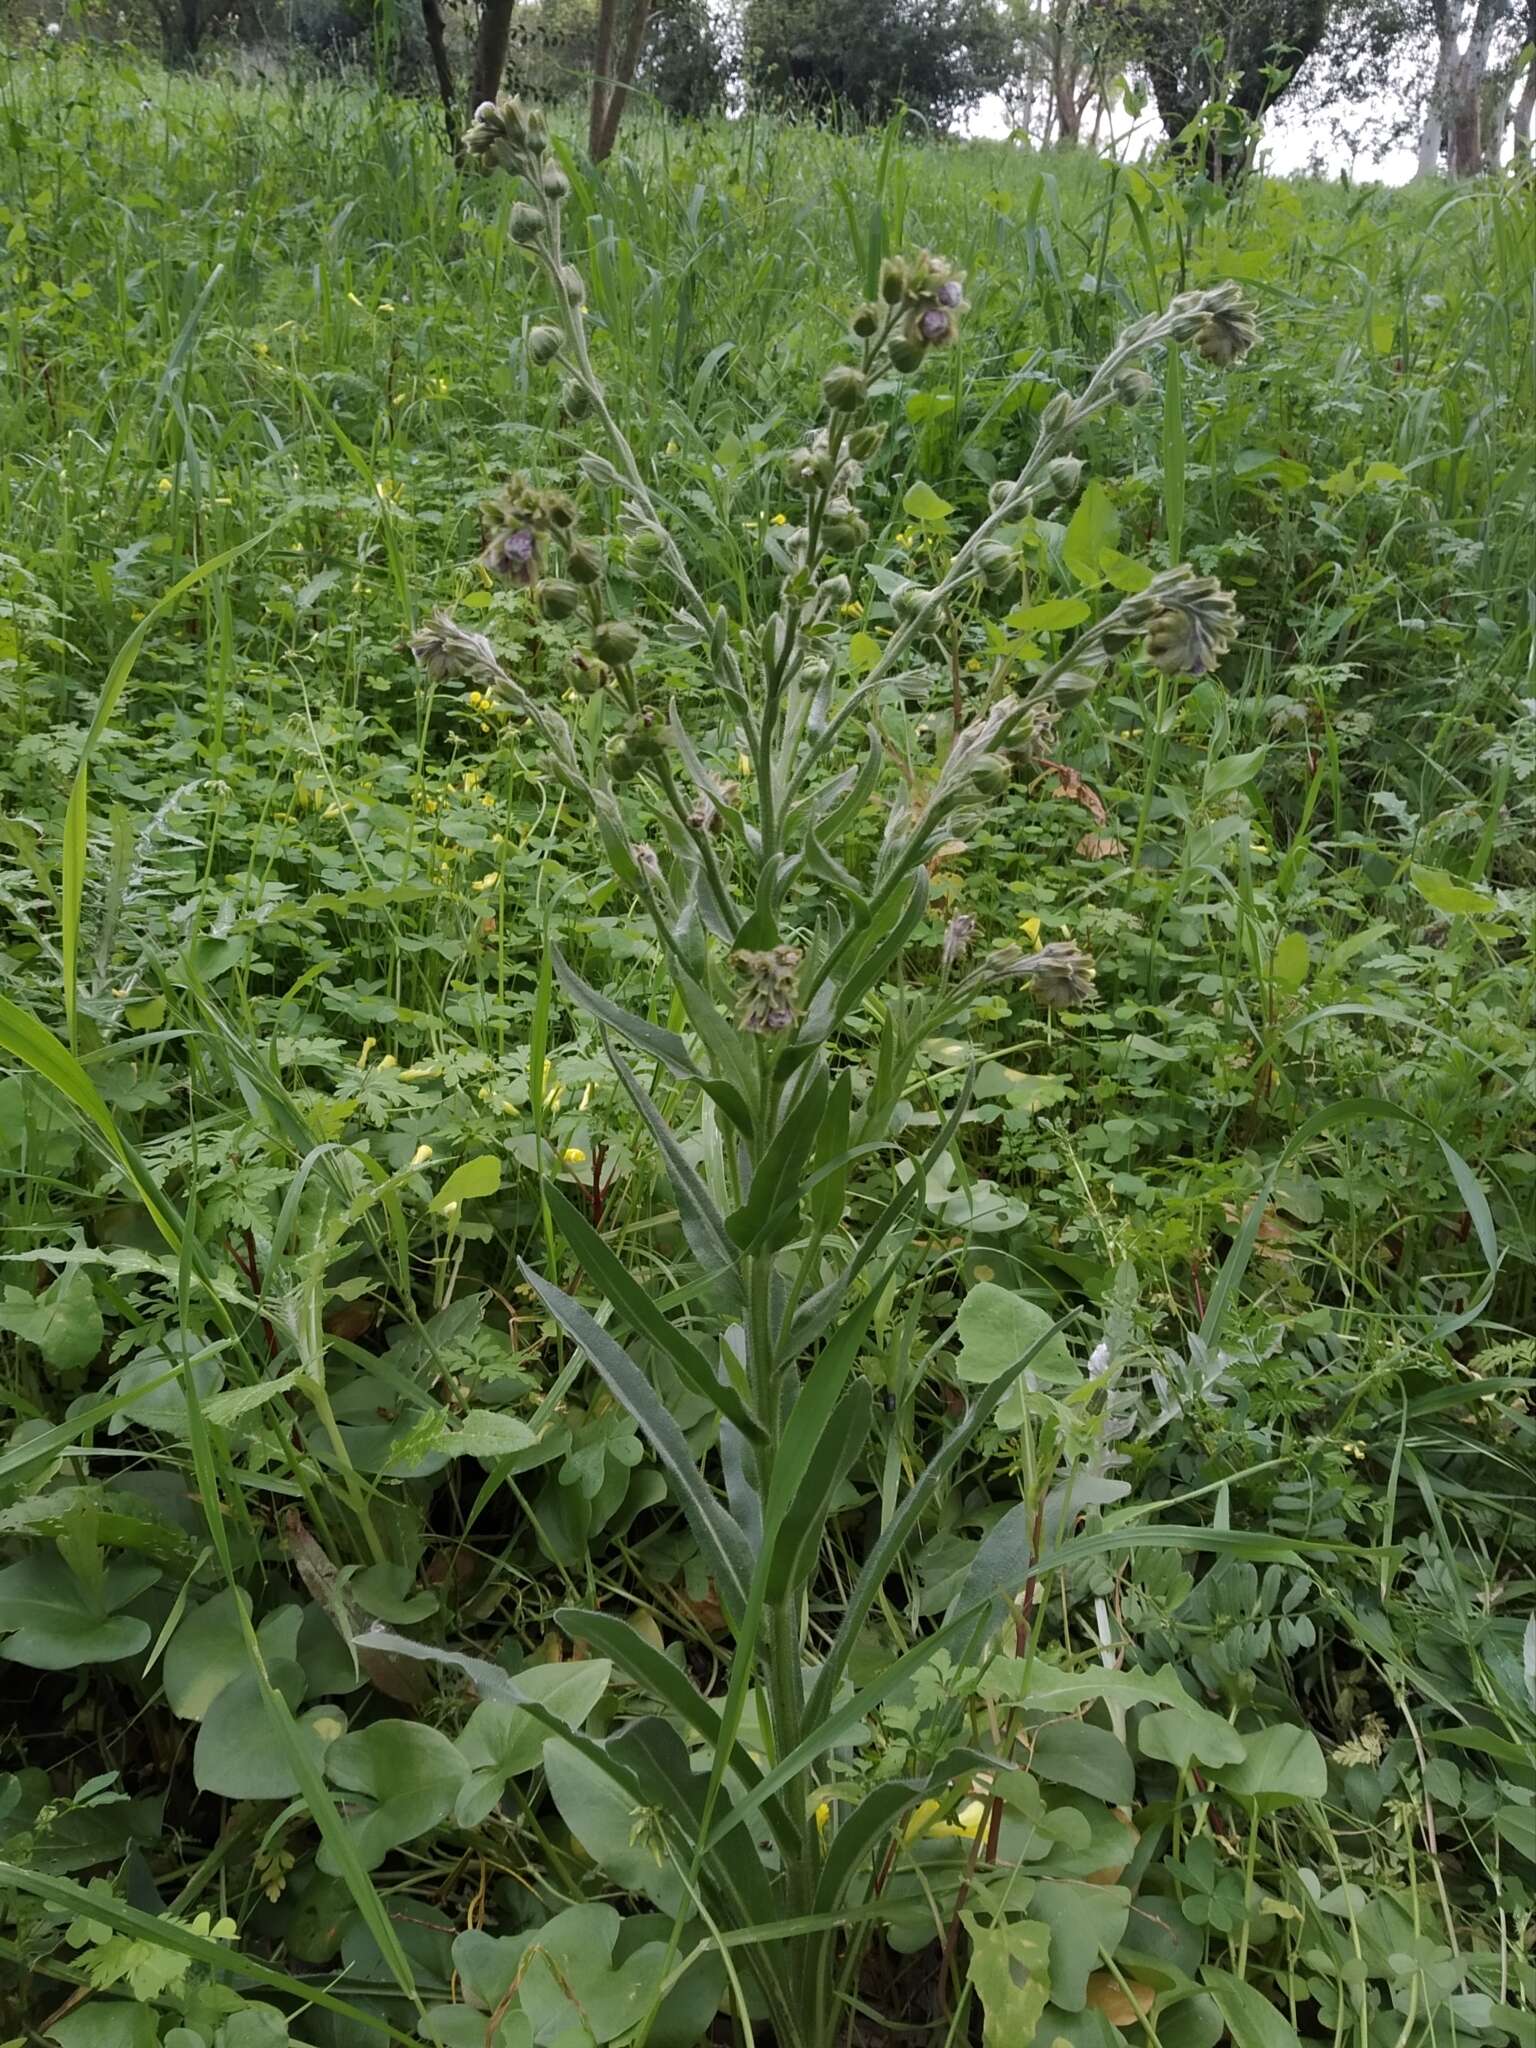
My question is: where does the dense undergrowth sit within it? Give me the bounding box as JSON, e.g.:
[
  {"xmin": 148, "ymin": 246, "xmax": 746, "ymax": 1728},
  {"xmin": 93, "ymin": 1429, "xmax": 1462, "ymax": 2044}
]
[{"xmin": 0, "ymin": 45, "xmax": 1533, "ymax": 2048}]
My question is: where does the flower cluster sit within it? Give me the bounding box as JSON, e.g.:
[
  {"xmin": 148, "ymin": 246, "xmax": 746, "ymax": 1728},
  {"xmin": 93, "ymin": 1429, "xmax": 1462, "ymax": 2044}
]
[
  {"xmin": 731, "ymin": 945, "xmax": 803, "ymax": 1035},
  {"xmin": 478, "ymin": 475, "xmax": 576, "ymax": 587}
]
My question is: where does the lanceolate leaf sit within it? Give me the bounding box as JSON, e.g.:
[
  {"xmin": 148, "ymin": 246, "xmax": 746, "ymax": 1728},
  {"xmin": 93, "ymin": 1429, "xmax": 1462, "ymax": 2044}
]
[
  {"xmin": 541, "ymin": 1181, "xmax": 759, "ymax": 1438},
  {"xmin": 550, "ymin": 944, "xmax": 698, "ymax": 1079},
  {"xmin": 519, "ymin": 1264, "xmax": 752, "ymax": 1616},
  {"xmin": 606, "ymin": 1038, "xmax": 741, "ymax": 1287}
]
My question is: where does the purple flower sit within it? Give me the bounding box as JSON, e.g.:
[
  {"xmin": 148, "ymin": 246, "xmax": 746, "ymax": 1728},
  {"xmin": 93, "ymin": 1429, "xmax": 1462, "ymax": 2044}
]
[
  {"xmin": 481, "ymin": 525, "xmax": 538, "ymax": 584},
  {"xmin": 918, "ymin": 307, "xmax": 952, "ymax": 344},
  {"xmin": 936, "ymin": 280, "xmax": 962, "ymax": 308}
]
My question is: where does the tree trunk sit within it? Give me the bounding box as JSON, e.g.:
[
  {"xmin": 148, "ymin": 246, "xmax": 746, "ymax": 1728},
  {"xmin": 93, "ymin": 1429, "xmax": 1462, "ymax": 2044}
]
[
  {"xmin": 471, "ymin": 0, "xmax": 518, "ymax": 114},
  {"xmin": 1515, "ymin": 59, "xmax": 1536, "ymax": 153},
  {"xmin": 1421, "ymin": 0, "xmax": 1514, "ymax": 175},
  {"xmin": 589, "ymin": 0, "xmax": 652, "ymax": 162},
  {"xmin": 419, "ymin": 0, "xmax": 460, "ymax": 153}
]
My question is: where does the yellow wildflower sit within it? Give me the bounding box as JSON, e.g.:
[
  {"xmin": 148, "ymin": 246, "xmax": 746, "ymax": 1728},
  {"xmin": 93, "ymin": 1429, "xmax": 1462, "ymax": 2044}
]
[
  {"xmin": 409, "ymin": 1143, "xmax": 434, "ymax": 1168},
  {"xmin": 472, "ymin": 871, "xmax": 501, "ymax": 893},
  {"xmin": 562, "ymin": 1147, "xmax": 588, "ymax": 1166}
]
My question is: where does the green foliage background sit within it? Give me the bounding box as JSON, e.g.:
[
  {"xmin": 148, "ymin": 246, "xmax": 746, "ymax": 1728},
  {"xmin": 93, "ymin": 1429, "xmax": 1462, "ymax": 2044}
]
[{"xmin": 0, "ymin": 41, "xmax": 1532, "ymax": 2048}]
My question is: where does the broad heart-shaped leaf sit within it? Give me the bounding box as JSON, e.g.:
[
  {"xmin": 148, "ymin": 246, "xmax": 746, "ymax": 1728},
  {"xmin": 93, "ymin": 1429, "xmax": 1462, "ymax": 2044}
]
[
  {"xmin": 163, "ymin": 1588, "xmax": 253, "ymax": 1720},
  {"xmin": 903, "ymin": 479, "xmax": 954, "ymax": 521},
  {"xmin": 0, "ymin": 1552, "xmax": 155, "ymax": 1671},
  {"xmin": 1137, "ymin": 1702, "xmax": 1246, "ymax": 1771},
  {"xmin": 954, "ymin": 1282, "xmax": 1074, "ymax": 1426},
  {"xmin": 1201, "ymin": 1966, "xmax": 1302, "ymax": 2048},
  {"xmin": 1410, "ymin": 863, "xmax": 1499, "ymax": 917},
  {"xmin": 429, "ymin": 1153, "xmax": 502, "ymax": 1213},
  {"xmin": 47, "ymin": 2001, "xmax": 159, "ymax": 2048},
  {"xmin": 1062, "ymin": 480, "xmax": 1119, "ymax": 586},
  {"xmin": 193, "ymin": 1660, "xmax": 339, "ymax": 1799},
  {"xmin": 1028, "ymin": 1721, "xmax": 1135, "ymax": 1808},
  {"xmin": 1029, "ymin": 1880, "xmax": 1131, "ymax": 2010},
  {"xmin": 1212, "ymin": 1723, "xmax": 1325, "ymax": 1808},
  {"xmin": 446, "ymin": 1908, "xmax": 684, "ymax": 2048},
  {"xmin": 0, "ymin": 1265, "xmax": 102, "ymax": 1372},
  {"xmin": 453, "ymin": 1660, "xmax": 612, "ymax": 1826},
  {"xmin": 319, "ymin": 1720, "xmax": 470, "ymax": 1872},
  {"xmin": 543, "ymin": 1737, "xmax": 686, "ymax": 1914},
  {"xmin": 964, "ymin": 1914, "xmax": 1052, "ymax": 2047}
]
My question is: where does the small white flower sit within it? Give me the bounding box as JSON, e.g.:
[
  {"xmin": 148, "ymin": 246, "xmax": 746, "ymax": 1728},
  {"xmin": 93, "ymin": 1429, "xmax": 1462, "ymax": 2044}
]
[{"xmin": 46, "ymin": 20, "xmax": 63, "ymax": 32}]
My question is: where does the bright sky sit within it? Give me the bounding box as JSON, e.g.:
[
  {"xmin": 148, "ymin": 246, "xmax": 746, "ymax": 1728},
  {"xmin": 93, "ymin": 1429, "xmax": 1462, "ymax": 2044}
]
[{"xmin": 965, "ymin": 89, "xmax": 1425, "ymax": 185}]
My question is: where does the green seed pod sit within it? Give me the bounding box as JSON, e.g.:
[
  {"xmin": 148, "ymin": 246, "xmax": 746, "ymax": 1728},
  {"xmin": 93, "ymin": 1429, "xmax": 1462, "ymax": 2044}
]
[
  {"xmin": 534, "ymin": 577, "xmax": 581, "ymax": 620},
  {"xmin": 593, "ymin": 620, "xmax": 644, "ymax": 667},
  {"xmin": 976, "ymin": 540, "xmax": 1016, "ymax": 594},
  {"xmin": 565, "ymin": 656, "xmax": 607, "ymax": 696},
  {"xmin": 970, "ymin": 753, "xmax": 1012, "ymax": 797},
  {"xmin": 527, "ymin": 323, "xmax": 563, "ymax": 367},
  {"xmin": 888, "ymin": 334, "xmax": 926, "ymax": 374},
  {"xmin": 1114, "ymin": 366, "xmax": 1159, "ymax": 405},
  {"xmin": 509, "ymin": 202, "xmax": 544, "ymax": 244},
  {"xmin": 822, "ymin": 364, "xmax": 869, "ymax": 412},
  {"xmin": 566, "ymin": 539, "xmax": 603, "ymax": 584},
  {"xmin": 879, "ymin": 257, "xmax": 909, "ymax": 305},
  {"xmin": 848, "ymin": 422, "xmax": 886, "ymax": 461},
  {"xmin": 627, "ymin": 707, "xmax": 668, "ymax": 757},
  {"xmin": 851, "ymin": 301, "xmax": 881, "ymax": 338},
  {"xmin": 822, "ymin": 500, "xmax": 868, "ymax": 552}
]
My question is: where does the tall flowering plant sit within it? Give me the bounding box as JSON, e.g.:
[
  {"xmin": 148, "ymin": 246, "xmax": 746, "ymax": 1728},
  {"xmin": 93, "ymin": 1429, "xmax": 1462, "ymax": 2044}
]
[{"xmin": 403, "ymin": 97, "xmax": 1257, "ymax": 2047}]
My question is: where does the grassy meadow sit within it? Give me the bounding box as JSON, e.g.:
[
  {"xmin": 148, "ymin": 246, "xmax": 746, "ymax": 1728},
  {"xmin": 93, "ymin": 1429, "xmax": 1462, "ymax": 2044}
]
[{"xmin": 0, "ymin": 43, "xmax": 1534, "ymax": 2048}]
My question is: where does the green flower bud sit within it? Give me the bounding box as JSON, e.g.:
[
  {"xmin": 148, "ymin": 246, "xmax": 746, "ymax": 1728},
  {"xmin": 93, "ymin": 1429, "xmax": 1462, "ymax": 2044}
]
[
  {"xmin": 625, "ymin": 528, "xmax": 665, "ymax": 571},
  {"xmin": 534, "ymin": 577, "xmax": 581, "ymax": 620},
  {"xmin": 1114, "ymin": 366, "xmax": 1159, "ymax": 405},
  {"xmin": 527, "ymin": 323, "xmax": 563, "ymax": 367},
  {"xmin": 821, "ymin": 498, "xmax": 868, "ymax": 551},
  {"xmin": 558, "ymin": 263, "xmax": 585, "ymax": 303},
  {"xmin": 605, "ymin": 733, "xmax": 640, "ymax": 781},
  {"xmin": 564, "ymin": 655, "xmax": 607, "ymax": 696},
  {"xmin": 976, "ymin": 540, "xmax": 1016, "ymax": 594},
  {"xmin": 848, "ymin": 422, "xmax": 886, "ymax": 461},
  {"xmin": 509, "ymin": 202, "xmax": 544, "ymax": 244},
  {"xmin": 888, "ymin": 334, "xmax": 926, "ymax": 374},
  {"xmin": 1039, "ymin": 392, "xmax": 1074, "ymax": 436},
  {"xmin": 1046, "ymin": 454, "xmax": 1084, "ymax": 499},
  {"xmin": 970, "ymin": 753, "xmax": 1012, "ymax": 797},
  {"xmin": 1051, "ymin": 670, "xmax": 1099, "ymax": 706},
  {"xmin": 893, "ymin": 583, "xmax": 932, "ymax": 622},
  {"xmin": 593, "ymin": 619, "xmax": 644, "ymax": 667},
  {"xmin": 626, "ymin": 706, "xmax": 668, "ymax": 757},
  {"xmin": 851, "ymin": 301, "xmax": 881, "ymax": 338},
  {"xmin": 561, "ymin": 378, "xmax": 593, "ymax": 421},
  {"xmin": 523, "ymin": 106, "xmax": 549, "ymax": 150},
  {"xmin": 879, "ymin": 257, "xmax": 909, "ymax": 305},
  {"xmin": 566, "ymin": 539, "xmax": 603, "ymax": 584},
  {"xmin": 822, "ymin": 364, "xmax": 869, "ymax": 412},
  {"xmin": 541, "ymin": 164, "xmax": 570, "ymax": 201}
]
